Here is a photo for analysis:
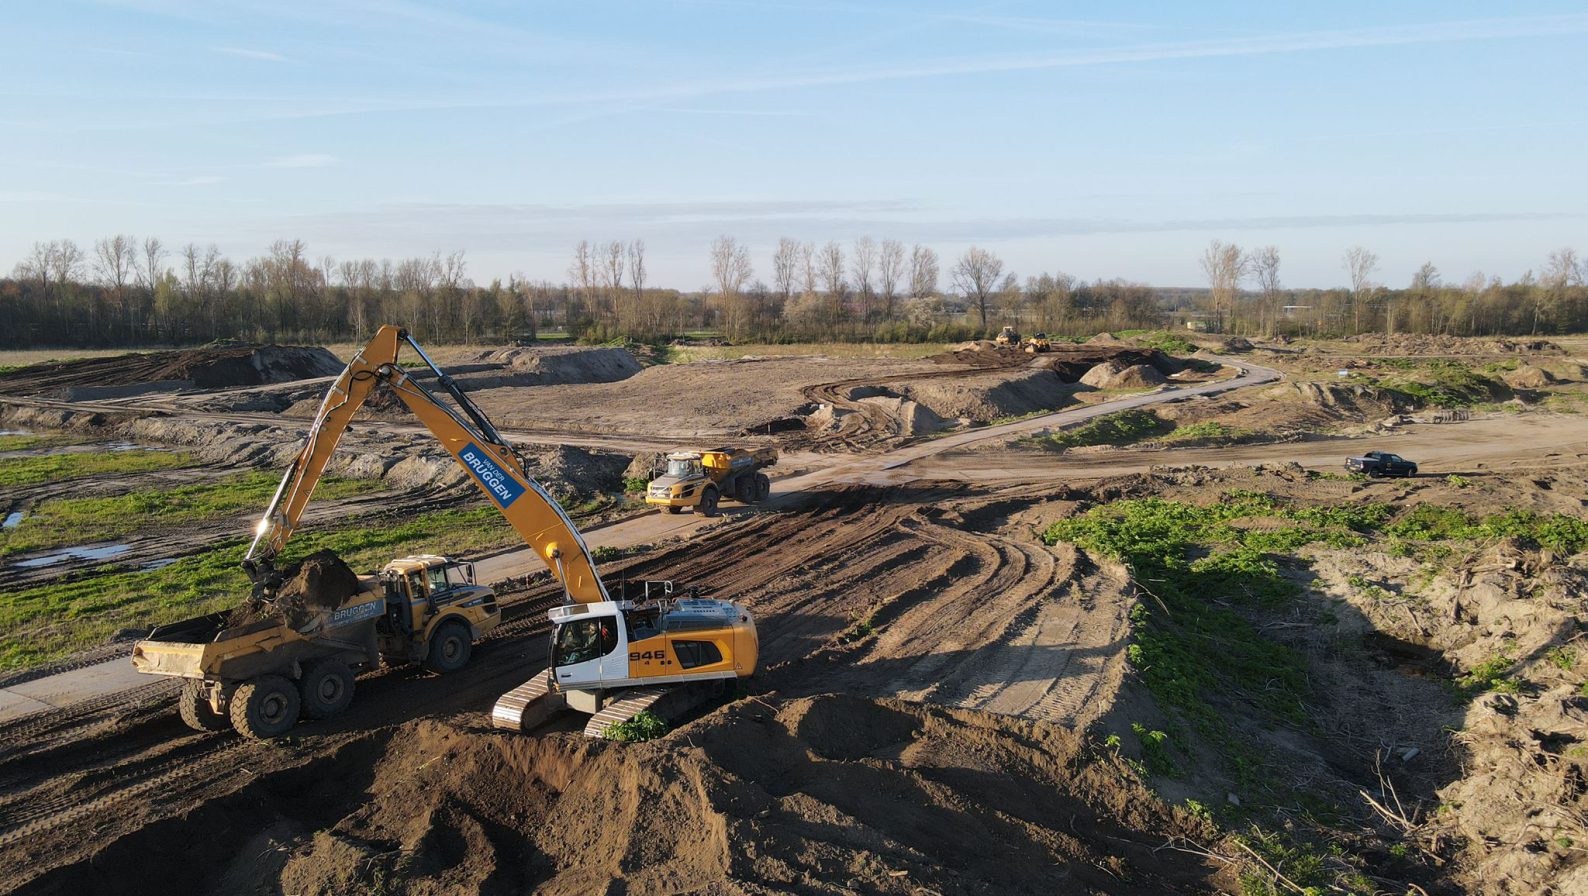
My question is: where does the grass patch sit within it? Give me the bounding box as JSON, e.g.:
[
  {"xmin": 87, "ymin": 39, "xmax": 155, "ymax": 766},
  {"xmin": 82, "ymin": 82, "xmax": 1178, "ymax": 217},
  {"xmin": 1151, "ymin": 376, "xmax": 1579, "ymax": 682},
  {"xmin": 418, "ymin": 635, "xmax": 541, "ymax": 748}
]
[
  {"xmin": 0, "ymin": 433, "xmax": 81, "ymax": 452},
  {"xmin": 0, "ymin": 506, "xmax": 524, "ymax": 671},
  {"xmin": 602, "ymin": 709, "xmax": 669, "ymax": 742},
  {"xmin": 0, "ymin": 450, "xmax": 193, "ymax": 488},
  {"xmin": 1387, "ymin": 505, "xmax": 1588, "ymax": 554},
  {"xmin": 1353, "ymin": 359, "xmax": 1505, "ymax": 408},
  {"xmin": 1157, "ymin": 421, "xmax": 1254, "ymax": 447},
  {"xmin": 623, "ymin": 476, "xmax": 651, "ymax": 494},
  {"xmin": 0, "ymin": 472, "xmax": 384, "ymax": 558},
  {"xmin": 1032, "ymin": 409, "xmax": 1172, "ymax": 450},
  {"xmin": 1117, "ymin": 329, "xmax": 1199, "ymax": 355},
  {"xmin": 1456, "ymin": 650, "xmax": 1518, "ymax": 700}
]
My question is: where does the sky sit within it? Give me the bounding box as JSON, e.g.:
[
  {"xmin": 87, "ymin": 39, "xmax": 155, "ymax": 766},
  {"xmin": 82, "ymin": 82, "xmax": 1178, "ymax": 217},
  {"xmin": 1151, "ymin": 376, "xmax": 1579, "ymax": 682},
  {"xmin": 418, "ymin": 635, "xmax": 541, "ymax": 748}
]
[{"xmin": 3, "ymin": 1, "xmax": 1586, "ymax": 290}]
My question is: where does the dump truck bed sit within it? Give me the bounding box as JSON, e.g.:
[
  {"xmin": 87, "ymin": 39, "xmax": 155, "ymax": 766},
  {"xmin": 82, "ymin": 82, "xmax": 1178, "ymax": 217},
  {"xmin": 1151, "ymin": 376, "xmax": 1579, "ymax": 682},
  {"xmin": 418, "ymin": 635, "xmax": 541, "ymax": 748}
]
[{"xmin": 132, "ymin": 592, "xmax": 385, "ymax": 682}]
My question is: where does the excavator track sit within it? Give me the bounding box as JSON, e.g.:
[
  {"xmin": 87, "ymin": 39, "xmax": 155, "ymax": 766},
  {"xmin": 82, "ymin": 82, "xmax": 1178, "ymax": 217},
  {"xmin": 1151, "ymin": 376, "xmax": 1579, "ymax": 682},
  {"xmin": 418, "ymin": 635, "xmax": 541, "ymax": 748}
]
[
  {"xmin": 490, "ymin": 671, "xmax": 565, "ymax": 732},
  {"xmin": 583, "ymin": 683, "xmax": 721, "ymax": 739}
]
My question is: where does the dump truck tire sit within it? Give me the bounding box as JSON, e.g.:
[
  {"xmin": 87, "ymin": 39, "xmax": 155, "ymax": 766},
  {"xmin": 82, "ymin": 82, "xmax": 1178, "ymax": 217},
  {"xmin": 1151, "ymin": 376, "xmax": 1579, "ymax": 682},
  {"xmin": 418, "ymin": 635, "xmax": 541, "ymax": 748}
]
[
  {"xmin": 424, "ymin": 621, "xmax": 473, "ymax": 674},
  {"xmin": 665, "ymin": 505, "xmax": 683, "ymax": 514},
  {"xmin": 299, "ymin": 659, "xmax": 355, "ymax": 719},
  {"xmin": 230, "ymin": 675, "xmax": 300, "ymax": 739},
  {"xmin": 697, "ymin": 487, "xmax": 720, "ymax": 517},
  {"xmin": 178, "ymin": 681, "xmax": 229, "ymax": 732},
  {"xmin": 756, "ymin": 473, "xmax": 771, "ymax": 501}
]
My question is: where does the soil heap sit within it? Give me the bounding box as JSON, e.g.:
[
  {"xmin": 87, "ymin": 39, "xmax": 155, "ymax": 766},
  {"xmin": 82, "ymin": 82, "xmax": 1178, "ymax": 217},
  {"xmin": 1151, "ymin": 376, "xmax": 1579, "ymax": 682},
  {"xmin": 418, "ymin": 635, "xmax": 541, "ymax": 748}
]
[
  {"xmin": 0, "ymin": 345, "xmax": 343, "ymax": 400},
  {"xmin": 227, "ymin": 550, "xmax": 362, "ymax": 632}
]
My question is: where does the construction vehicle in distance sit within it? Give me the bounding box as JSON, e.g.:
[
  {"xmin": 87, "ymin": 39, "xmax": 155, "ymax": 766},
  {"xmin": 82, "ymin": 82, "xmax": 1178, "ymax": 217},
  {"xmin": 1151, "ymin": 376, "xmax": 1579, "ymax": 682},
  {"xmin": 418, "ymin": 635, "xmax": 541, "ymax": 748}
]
[
  {"xmin": 644, "ymin": 446, "xmax": 777, "ymax": 516},
  {"xmin": 995, "ymin": 325, "xmax": 1020, "ymax": 346},
  {"xmin": 134, "ymin": 554, "xmax": 499, "ymax": 738},
  {"xmin": 1022, "ymin": 333, "xmax": 1052, "ymax": 353},
  {"xmin": 131, "ymin": 324, "xmax": 755, "ymax": 740}
]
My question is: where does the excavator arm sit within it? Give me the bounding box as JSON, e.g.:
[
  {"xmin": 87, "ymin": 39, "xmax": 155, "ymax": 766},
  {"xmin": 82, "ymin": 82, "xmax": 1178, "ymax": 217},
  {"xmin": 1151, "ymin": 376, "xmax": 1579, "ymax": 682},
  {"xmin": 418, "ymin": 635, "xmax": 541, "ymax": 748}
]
[{"xmin": 242, "ymin": 325, "xmax": 609, "ymax": 604}]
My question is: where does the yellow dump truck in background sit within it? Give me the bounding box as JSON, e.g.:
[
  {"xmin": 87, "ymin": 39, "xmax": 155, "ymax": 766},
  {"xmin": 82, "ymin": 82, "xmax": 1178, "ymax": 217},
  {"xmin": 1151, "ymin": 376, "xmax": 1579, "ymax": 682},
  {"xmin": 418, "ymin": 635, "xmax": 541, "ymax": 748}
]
[{"xmin": 645, "ymin": 446, "xmax": 778, "ymax": 516}]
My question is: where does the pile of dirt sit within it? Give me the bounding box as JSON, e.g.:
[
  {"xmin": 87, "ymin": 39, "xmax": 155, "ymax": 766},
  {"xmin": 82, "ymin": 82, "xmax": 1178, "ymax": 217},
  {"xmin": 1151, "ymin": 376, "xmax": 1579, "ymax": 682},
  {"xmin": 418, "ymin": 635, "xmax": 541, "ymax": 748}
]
[
  {"xmin": 527, "ymin": 444, "xmax": 629, "ymax": 498},
  {"xmin": 226, "ymin": 550, "xmax": 361, "ymax": 632},
  {"xmin": 0, "ymin": 345, "xmax": 343, "ymax": 400},
  {"xmin": 1341, "ymin": 334, "xmax": 1565, "ymax": 355},
  {"xmin": 1503, "ymin": 364, "xmax": 1559, "ymax": 389},
  {"xmin": 200, "ymin": 697, "xmax": 1220, "ymax": 895},
  {"xmin": 1080, "ymin": 360, "xmax": 1167, "ymax": 389},
  {"xmin": 470, "ymin": 345, "xmax": 643, "ymax": 386}
]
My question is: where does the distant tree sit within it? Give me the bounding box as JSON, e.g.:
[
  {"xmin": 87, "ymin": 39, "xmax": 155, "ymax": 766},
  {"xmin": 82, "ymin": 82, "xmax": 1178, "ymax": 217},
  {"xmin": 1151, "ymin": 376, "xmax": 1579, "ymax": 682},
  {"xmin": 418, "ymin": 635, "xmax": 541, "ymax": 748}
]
[
  {"xmin": 1342, "ymin": 245, "xmax": 1379, "ymax": 333},
  {"xmin": 952, "ymin": 246, "xmax": 1004, "ymax": 332},
  {"xmin": 818, "ymin": 242, "xmax": 847, "ymax": 329},
  {"xmin": 878, "ymin": 239, "xmax": 905, "ymax": 321},
  {"xmin": 1199, "ymin": 240, "xmax": 1245, "ymax": 332},
  {"xmin": 850, "ymin": 236, "xmax": 876, "ymax": 321},
  {"xmin": 908, "ymin": 244, "xmax": 939, "ymax": 299},
  {"xmin": 95, "ymin": 234, "xmax": 138, "ymax": 337},
  {"xmin": 709, "ymin": 235, "xmax": 753, "ymax": 336},
  {"xmin": 772, "ymin": 237, "xmax": 800, "ymax": 304},
  {"xmin": 1248, "ymin": 246, "xmax": 1281, "ymax": 336}
]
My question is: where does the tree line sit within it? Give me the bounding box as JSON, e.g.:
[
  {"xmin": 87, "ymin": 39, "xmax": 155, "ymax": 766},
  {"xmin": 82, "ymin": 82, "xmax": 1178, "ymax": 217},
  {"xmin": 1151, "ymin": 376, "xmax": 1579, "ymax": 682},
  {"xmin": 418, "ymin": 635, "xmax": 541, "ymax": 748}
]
[{"xmin": 3, "ymin": 234, "xmax": 1585, "ymax": 348}]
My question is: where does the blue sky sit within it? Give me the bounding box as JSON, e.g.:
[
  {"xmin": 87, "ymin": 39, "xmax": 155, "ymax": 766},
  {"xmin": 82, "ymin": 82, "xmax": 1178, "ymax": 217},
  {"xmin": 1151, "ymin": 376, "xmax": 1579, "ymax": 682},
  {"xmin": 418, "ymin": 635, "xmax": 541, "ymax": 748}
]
[{"xmin": 3, "ymin": 1, "xmax": 1585, "ymax": 289}]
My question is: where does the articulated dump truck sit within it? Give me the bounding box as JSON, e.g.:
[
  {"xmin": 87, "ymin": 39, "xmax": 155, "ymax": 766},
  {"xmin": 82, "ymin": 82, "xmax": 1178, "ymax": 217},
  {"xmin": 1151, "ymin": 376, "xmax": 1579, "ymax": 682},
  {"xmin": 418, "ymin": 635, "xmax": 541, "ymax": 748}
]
[
  {"xmin": 134, "ymin": 555, "xmax": 498, "ymax": 739},
  {"xmin": 644, "ymin": 446, "xmax": 778, "ymax": 516},
  {"xmin": 134, "ymin": 324, "xmax": 758, "ymax": 740}
]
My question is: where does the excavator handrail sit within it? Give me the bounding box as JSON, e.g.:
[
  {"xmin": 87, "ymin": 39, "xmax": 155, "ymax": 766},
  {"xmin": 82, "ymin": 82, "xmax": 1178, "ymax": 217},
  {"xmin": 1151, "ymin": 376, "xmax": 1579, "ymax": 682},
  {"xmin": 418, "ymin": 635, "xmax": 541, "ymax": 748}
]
[{"xmin": 242, "ymin": 325, "xmax": 610, "ymax": 605}]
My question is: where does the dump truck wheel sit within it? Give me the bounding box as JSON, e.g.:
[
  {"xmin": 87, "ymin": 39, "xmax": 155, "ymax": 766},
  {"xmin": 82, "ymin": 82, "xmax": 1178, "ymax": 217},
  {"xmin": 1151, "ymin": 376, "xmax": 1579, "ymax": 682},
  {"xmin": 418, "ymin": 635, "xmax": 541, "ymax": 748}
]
[
  {"xmin": 665, "ymin": 505, "xmax": 683, "ymax": 514},
  {"xmin": 756, "ymin": 473, "xmax": 771, "ymax": 501},
  {"xmin": 424, "ymin": 621, "xmax": 473, "ymax": 674},
  {"xmin": 230, "ymin": 675, "xmax": 300, "ymax": 739},
  {"xmin": 178, "ymin": 681, "xmax": 229, "ymax": 732},
  {"xmin": 299, "ymin": 659, "xmax": 355, "ymax": 719},
  {"xmin": 697, "ymin": 487, "xmax": 720, "ymax": 517}
]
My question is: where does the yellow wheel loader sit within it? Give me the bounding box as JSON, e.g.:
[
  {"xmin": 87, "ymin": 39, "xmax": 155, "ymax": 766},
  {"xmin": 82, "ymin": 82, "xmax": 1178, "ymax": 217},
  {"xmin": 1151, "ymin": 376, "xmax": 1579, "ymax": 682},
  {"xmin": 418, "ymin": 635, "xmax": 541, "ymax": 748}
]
[
  {"xmin": 644, "ymin": 446, "xmax": 777, "ymax": 517},
  {"xmin": 995, "ymin": 325, "xmax": 1020, "ymax": 346},
  {"xmin": 1022, "ymin": 332, "xmax": 1052, "ymax": 353},
  {"xmin": 132, "ymin": 325, "xmax": 757, "ymax": 740}
]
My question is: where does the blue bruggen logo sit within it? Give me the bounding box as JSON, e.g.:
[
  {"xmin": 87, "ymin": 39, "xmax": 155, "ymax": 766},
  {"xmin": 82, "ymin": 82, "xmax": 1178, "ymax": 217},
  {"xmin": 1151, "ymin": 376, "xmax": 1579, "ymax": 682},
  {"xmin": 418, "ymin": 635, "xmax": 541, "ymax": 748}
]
[{"xmin": 460, "ymin": 442, "xmax": 525, "ymax": 508}]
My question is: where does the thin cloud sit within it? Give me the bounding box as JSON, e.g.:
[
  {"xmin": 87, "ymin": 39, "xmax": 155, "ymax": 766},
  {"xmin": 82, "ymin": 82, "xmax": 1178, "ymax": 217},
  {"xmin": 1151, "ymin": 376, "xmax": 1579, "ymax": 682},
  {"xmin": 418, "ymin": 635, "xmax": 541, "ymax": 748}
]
[
  {"xmin": 168, "ymin": 175, "xmax": 225, "ymax": 186},
  {"xmin": 264, "ymin": 153, "xmax": 338, "ymax": 168},
  {"xmin": 212, "ymin": 46, "xmax": 290, "ymax": 63}
]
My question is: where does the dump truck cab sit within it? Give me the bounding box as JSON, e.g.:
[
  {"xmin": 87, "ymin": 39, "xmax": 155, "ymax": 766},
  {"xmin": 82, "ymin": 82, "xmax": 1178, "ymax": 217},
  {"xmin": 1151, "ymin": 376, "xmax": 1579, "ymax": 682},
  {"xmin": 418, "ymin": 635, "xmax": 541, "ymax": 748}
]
[{"xmin": 378, "ymin": 555, "xmax": 500, "ymax": 663}]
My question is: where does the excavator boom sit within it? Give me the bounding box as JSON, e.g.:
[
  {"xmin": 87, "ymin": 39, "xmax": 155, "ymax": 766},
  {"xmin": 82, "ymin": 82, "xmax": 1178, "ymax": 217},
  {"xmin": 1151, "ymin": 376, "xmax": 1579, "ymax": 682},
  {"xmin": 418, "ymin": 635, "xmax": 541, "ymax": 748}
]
[{"xmin": 243, "ymin": 325, "xmax": 608, "ymax": 604}]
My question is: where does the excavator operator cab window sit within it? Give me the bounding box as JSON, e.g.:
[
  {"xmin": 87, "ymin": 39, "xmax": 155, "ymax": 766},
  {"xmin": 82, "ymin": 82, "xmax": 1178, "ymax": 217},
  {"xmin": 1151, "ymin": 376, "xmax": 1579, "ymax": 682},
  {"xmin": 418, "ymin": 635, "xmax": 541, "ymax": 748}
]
[
  {"xmin": 666, "ymin": 458, "xmax": 700, "ymax": 478},
  {"xmin": 554, "ymin": 617, "xmax": 619, "ymax": 667}
]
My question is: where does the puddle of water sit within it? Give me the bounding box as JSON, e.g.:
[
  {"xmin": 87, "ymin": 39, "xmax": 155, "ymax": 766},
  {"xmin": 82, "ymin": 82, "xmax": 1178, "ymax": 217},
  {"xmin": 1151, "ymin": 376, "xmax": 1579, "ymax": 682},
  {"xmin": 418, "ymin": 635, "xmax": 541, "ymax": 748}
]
[
  {"xmin": 15, "ymin": 544, "xmax": 132, "ymax": 569},
  {"xmin": 140, "ymin": 557, "xmax": 178, "ymax": 570},
  {"xmin": 2, "ymin": 512, "xmax": 23, "ymax": 529}
]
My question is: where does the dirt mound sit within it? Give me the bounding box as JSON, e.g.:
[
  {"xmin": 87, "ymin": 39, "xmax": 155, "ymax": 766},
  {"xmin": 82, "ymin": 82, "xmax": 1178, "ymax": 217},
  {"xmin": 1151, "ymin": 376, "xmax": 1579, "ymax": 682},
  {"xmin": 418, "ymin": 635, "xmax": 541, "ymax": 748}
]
[
  {"xmin": 472, "ymin": 345, "xmax": 642, "ymax": 385},
  {"xmin": 177, "ymin": 697, "xmax": 1217, "ymax": 896},
  {"xmin": 1503, "ymin": 364, "xmax": 1558, "ymax": 389},
  {"xmin": 1080, "ymin": 360, "xmax": 1167, "ymax": 389},
  {"xmin": 0, "ymin": 345, "xmax": 343, "ymax": 400},
  {"xmin": 1342, "ymin": 333, "xmax": 1565, "ymax": 355},
  {"xmin": 529, "ymin": 444, "xmax": 628, "ymax": 497},
  {"xmin": 226, "ymin": 550, "xmax": 361, "ymax": 631},
  {"xmin": 935, "ymin": 340, "xmax": 1031, "ymax": 367},
  {"xmin": 880, "ymin": 369, "xmax": 1079, "ymax": 424}
]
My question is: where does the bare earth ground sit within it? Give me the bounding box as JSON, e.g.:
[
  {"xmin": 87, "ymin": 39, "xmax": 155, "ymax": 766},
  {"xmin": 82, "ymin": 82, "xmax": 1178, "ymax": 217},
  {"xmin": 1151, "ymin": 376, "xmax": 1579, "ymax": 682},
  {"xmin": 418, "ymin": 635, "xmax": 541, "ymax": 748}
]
[{"xmin": 1, "ymin": 336, "xmax": 1586, "ymax": 894}]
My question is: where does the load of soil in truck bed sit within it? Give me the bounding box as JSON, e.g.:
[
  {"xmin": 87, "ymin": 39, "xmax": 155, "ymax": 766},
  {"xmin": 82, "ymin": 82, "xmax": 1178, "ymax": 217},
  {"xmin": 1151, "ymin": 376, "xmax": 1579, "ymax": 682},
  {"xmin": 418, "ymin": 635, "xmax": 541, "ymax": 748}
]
[{"xmin": 226, "ymin": 550, "xmax": 362, "ymax": 632}]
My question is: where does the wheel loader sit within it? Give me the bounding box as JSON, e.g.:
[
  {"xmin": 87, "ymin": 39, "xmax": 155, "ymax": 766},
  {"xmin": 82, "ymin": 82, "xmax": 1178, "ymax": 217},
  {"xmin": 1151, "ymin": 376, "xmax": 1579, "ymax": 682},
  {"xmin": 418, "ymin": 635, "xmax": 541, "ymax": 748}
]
[
  {"xmin": 1022, "ymin": 332, "xmax": 1052, "ymax": 353},
  {"xmin": 644, "ymin": 446, "xmax": 777, "ymax": 516},
  {"xmin": 995, "ymin": 325, "xmax": 1020, "ymax": 346}
]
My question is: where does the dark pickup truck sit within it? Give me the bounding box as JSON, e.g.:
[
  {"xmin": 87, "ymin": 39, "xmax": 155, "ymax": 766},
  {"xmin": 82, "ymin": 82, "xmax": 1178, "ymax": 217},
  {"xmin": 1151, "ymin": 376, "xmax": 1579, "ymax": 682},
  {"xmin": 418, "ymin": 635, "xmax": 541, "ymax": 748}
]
[{"xmin": 1345, "ymin": 451, "xmax": 1419, "ymax": 478}]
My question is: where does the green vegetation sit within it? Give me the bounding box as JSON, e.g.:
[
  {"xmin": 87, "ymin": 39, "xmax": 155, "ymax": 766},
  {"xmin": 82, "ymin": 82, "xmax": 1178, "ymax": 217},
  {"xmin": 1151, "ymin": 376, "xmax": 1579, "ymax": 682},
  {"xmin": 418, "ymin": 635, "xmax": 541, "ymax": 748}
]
[
  {"xmin": 0, "ymin": 449, "xmax": 192, "ymax": 488},
  {"xmin": 603, "ymin": 709, "xmax": 669, "ymax": 742},
  {"xmin": 1236, "ymin": 827, "xmax": 1375, "ymax": 896},
  {"xmin": 1034, "ymin": 409, "xmax": 1172, "ymax": 450},
  {"xmin": 0, "ymin": 433, "xmax": 78, "ymax": 452},
  {"xmin": 592, "ymin": 545, "xmax": 623, "ymax": 563},
  {"xmin": 0, "ymin": 472, "xmax": 382, "ymax": 557},
  {"xmin": 1353, "ymin": 359, "xmax": 1505, "ymax": 408},
  {"xmin": 839, "ymin": 613, "xmax": 877, "ymax": 644},
  {"xmin": 1547, "ymin": 647, "xmax": 1576, "ymax": 671},
  {"xmin": 1045, "ymin": 494, "xmax": 1390, "ymax": 736},
  {"xmin": 623, "ymin": 476, "xmax": 651, "ymax": 494},
  {"xmin": 1457, "ymin": 650, "xmax": 1519, "ymax": 699},
  {"xmin": 1157, "ymin": 420, "xmax": 1253, "ymax": 446},
  {"xmin": 1117, "ymin": 329, "xmax": 1199, "ymax": 354},
  {"xmin": 1131, "ymin": 722, "xmax": 1177, "ymax": 776},
  {"xmin": 0, "ymin": 506, "xmax": 523, "ymax": 671},
  {"xmin": 1387, "ymin": 504, "xmax": 1588, "ymax": 554}
]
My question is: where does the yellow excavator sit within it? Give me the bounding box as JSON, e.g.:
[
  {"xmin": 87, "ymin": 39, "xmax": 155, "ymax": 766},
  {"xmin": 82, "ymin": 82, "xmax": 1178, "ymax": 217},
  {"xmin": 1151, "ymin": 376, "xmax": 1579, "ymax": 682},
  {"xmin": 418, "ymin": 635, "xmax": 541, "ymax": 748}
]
[{"xmin": 158, "ymin": 326, "xmax": 756, "ymax": 741}]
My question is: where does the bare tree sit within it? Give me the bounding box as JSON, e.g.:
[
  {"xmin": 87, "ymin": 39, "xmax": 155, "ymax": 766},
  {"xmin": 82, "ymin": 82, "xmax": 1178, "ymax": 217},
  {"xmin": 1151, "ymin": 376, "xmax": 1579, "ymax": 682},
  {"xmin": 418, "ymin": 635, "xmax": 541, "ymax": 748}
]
[
  {"xmin": 139, "ymin": 237, "xmax": 167, "ymax": 293},
  {"xmin": 601, "ymin": 240, "xmax": 626, "ymax": 315},
  {"xmin": 952, "ymin": 246, "xmax": 1004, "ymax": 331},
  {"xmin": 1249, "ymin": 246, "xmax": 1281, "ymax": 336},
  {"xmin": 908, "ymin": 244, "xmax": 939, "ymax": 299},
  {"xmin": 709, "ymin": 235, "xmax": 753, "ymax": 335},
  {"xmin": 1199, "ymin": 240, "xmax": 1245, "ymax": 332},
  {"xmin": 878, "ymin": 239, "xmax": 905, "ymax": 320},
  {"xmin": 1342, "ymin": 245, "xmax": 1380, "ymax": 333},
  {"xmin": 626, "ymin": 240, "xmax": 647, "ymax": 331},
  {"xmin": 818, "ymin": 241, "xmax": 847, "ymax": 325},
  {"xmin": 850, "ymin": 236, "xmax": 876, "ymax": 321},
  {"xmin": 95, "ymin": 234, "xmax": 138, "ymax": 335},
  {"xmin": 799, "ymin": 242, "xmax": 818, "ymax": 297},
  {"xmin": 772, "ymin": 237, "xmax": 800, "ymax": 303}
]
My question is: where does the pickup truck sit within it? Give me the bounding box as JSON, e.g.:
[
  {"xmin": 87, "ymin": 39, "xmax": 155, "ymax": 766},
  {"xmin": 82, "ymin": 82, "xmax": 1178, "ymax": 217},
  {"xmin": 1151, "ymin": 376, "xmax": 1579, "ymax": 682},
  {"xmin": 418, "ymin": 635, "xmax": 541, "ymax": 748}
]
[{"xmin": 1345, "ymin": 450, "xmax": 1419, "ymax": 478}]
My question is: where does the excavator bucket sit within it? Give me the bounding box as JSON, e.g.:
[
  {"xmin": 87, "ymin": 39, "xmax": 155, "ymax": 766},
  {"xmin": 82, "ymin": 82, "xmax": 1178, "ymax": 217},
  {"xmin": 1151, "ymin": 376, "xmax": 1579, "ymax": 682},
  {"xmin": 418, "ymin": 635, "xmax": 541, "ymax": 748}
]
[{"xmin": 491, "ymin": 672, "xmax": 567, "ymax": 732}]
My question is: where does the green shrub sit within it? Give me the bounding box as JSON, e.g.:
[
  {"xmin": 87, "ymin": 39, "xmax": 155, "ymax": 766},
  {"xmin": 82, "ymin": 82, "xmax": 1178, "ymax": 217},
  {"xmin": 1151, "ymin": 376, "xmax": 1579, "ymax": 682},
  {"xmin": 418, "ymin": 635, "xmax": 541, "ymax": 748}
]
[
  {"xmin": 623, "ymin": 476, "xmax": 652, "ymax": 493},
  {"xmin": 1033, "ymin": 409, "xmax": 1172, "ymax": 450},
  {"xmin": 603, "ymin": 710, "xmax": 669, "ymax": 742}
]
